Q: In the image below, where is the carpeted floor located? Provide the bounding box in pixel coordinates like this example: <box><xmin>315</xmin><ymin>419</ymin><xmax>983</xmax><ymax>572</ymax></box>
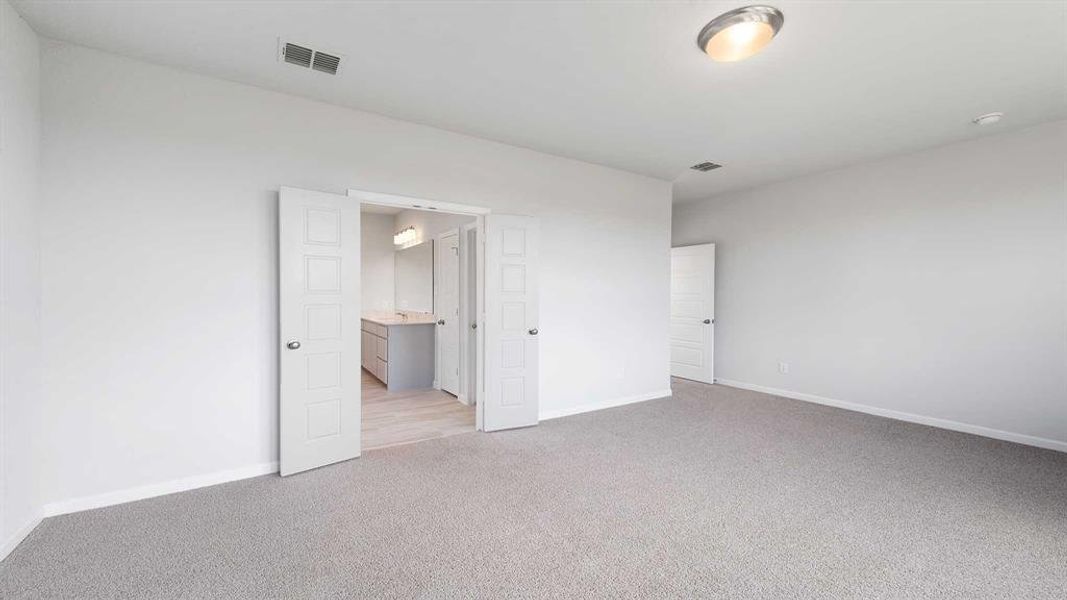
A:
<box><xmin>3</xmin><ymin>379</ymin><xmax>1066</xmax><ymax>599</ymax></box>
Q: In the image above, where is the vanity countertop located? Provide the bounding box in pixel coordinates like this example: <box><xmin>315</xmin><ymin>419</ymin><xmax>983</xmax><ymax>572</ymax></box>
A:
<box><xmin>361</xmin><ymin>312</ymin><xmax>436</xmax><ymax>327</ymax></box>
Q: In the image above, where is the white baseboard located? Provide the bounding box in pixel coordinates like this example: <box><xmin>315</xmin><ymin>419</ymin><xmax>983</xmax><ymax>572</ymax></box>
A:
<box><xmin>0</xmin><ymin>511</ymin><xmax>43</xmax><ymax>563</ymax></box>
<box><xmin>539</xmin><ymin>388</ymin><xmax>673</xmax><ymax>421</ymax></box>
<box><xmin>43</xmin><ymin>461</ymin><xmax>278</xmax><ymax>518</ymax></box>
<box><xmin>716</xmin><ymin>379</ymin><xmax>1067</xmax><ymax>454</ymax></box>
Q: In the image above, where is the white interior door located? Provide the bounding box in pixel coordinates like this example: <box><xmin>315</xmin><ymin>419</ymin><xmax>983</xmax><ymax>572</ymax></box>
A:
<box><xmin>484</xmin><ymin>215</ymin><xmax>539</xmax><ymax>431</ymax></box>
<box><xmin>670</xmin><ymin>244</ymin><xmax>715</xmax><ymax>383</ymax></box>
<box><xmin>435</xmin><ymin>230</ymin><xmax>461</xmax><ymax>395</ymax></box>
<box><xmin>279</xmin><ymin>186</ymin><xmax>361</xmax><ymax>476</ymax></box>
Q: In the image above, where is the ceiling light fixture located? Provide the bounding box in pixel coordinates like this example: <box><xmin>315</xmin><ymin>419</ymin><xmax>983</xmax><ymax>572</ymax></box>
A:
<box><xmin>697</xmin><ymin>5</ymin><xmax>784</xmax><ymax>62</ymax></box>
<box><xmin>972</xmin><ymin>112</ymin><xmax>1004</xmax><ymax>126</ymax></box>
<box><xmin>690</xmin><ymin>161</ymin><xmax>723</xmax><ymax>172</ymax></box>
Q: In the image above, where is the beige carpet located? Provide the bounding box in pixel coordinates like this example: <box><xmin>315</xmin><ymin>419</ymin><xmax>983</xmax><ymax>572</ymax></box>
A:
<box><xmin>2</xmin><ymin>378</ymin><xmax>1065</xmax><ymax>598</ymax></box>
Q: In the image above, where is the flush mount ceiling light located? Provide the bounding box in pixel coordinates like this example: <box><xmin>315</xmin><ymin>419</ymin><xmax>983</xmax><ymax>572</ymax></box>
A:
<box><xmin>690</xmin><ymin>161</ymin><xmax>723</xmax><ymax>172</ymax></box>
<box><xmin>972</xmin><ymin>112</ymin><xmax>1004</xmax><ymax>126</ymax></box>
<box><xmin>697</xmin><ymin>5</ymin><xmax>784</xmax><ymax>62</ymax></box>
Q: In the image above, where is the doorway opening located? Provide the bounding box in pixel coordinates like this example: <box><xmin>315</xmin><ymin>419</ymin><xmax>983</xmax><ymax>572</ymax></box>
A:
<box><xmin>359</xmin><ymin>202</ymin><xmax>480</xmax><ymax>451</ymax></box>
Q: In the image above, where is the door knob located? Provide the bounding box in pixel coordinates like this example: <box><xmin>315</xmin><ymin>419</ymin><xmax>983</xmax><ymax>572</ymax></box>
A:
<box><xmin>437</xmin><ymin>319</ymin><xmax>446</xmax><ymax>325</ymax></box>
<box><xmin>471</xmin><ymin>323</ymin><xmax>477</xmax><ymax>330</ymax></box>
<box><xmin>286</xmin><ymin>340</ymin><xmax>301</xmax><ymax>350</ymax></box>
<box><xmin>703</xmin><ymin>319</ymin><xmax>711</xmax><ymax>324</ymax></box>
<box><xmin>528</xmin><ymin>328</ymin><xmax>539</xmax><ymax>335</ymax></box>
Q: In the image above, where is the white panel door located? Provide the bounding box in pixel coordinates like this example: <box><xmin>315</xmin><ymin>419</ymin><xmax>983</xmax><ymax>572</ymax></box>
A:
<box><xmin>670</xmin><ymin>244</ymin><xmax>715</xmax><ymax>383</ymax></box>
<box><xmin>279</xmin><ymin>187</ymin><xmax>361</xmax><ymax>476</ymax></box>
<box><xmin>435</xmin><ymin>230</ymin><xmax>461</xmax><ymax>395</ymax></box>
<box><xmin>484</xmin><ymin>215</ymin><xmax>539</xmax><ymax>431</ymax></box>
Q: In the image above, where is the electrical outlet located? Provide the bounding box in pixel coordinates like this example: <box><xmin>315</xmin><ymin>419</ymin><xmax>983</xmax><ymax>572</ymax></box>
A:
<box><xmin>778</xmin><ymin>361</ymin><xmax>789</xmax><ymax>374</ymax></box>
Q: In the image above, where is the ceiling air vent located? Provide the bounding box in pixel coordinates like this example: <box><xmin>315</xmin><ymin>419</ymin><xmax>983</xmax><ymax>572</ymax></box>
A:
<box><xmin>690</xmin><ymin>161</ymin><xmax>723</xmax><ymax>172</ymax></box>
<box><xmin>282</xmin><ymin>43</ymin><xmax>313</xmax><ymax>68</ymax></box>
<box><xmin>312</xmin><ymin>52</ymin><xmax>341</xmax><ymax>75</ymax></box>
<box><xmin>280</xmin><ymin>40</ymin><xmax>343</xmax><ymax>75</ymax></box>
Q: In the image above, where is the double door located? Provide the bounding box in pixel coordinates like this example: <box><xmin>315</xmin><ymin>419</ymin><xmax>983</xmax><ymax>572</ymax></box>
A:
<box><xmin>280</xmin><ymin>185</ymin><xmax>543</xmax><ymax>476</ymax></box>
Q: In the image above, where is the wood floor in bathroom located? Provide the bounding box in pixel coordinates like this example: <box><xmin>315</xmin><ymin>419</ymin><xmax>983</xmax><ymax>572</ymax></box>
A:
<box><xmin>361</xmin><ymin>369</ymin><xmax>476</xmax><ymax>451</ymax></box>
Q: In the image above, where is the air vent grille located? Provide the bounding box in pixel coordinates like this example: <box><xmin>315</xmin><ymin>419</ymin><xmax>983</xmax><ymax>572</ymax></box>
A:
<box><xmin>312</xmin><ymin>52</ymin><xmax>341</xmax><ymax>75</ymax></box>
<box><xmin>690</xmin><ymin>161</ymin><xmax>723</xmax><ymax>172</ymax></box>
<box><xmin>283</xmin><ymin>43</ymin><xmax>313</xmax><ymax>68</ymax></box>
<box><xmin>280</xmin><ymin>39</ymin><xmax>342</xmax><ymax>75</ymax></box>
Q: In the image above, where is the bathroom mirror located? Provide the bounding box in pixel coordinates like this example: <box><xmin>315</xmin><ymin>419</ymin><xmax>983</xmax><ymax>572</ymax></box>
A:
<box><xmin>394</xmin><ymin>240</ymin><xmax>433</xmax><ymax>313</ymax></box>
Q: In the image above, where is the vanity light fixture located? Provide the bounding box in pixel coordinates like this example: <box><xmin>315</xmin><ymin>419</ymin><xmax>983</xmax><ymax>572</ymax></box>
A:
<box><xmin>393</xmin><ymin>226</ymin><xmax>417</xmax><ymax>247</ymax></box>
<box><xmin>697</xmin><ymin>5</ymin><xmax>784</xmax><ymax>62</ymax></box>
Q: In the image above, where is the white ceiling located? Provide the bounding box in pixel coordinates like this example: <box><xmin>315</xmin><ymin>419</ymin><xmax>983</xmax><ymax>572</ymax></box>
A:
<box><xmin>14</xmin><ymin>1</ymin><xmax>1067</xmax><ymax>202</ymax></box>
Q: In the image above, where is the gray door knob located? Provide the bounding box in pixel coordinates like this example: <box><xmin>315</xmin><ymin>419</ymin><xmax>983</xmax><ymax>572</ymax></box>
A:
<box><xmin>703</xmin><ymin>319</ymin><xmax>711</xmax><ymax>324</ymax></box>
<box><xmin>437</xmin><ymin>319</ymin><xmax>446</xmax><ymax>325</ymax></box>
<box><xmin>286</xmin><ymin>340</ymin><xmax>301</xmax><ymax>350</ymax></box>
<box><xmin>528</xmin><ymin>328</ymin><xmax>539</xmax><ymax>335</ymax></box>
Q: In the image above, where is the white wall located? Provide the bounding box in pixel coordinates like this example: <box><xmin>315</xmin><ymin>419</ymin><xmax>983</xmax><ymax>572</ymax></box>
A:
<box><xmin>673</xmin><ymin>121</ymin><xmax>1067</xmax><ymax>450</ymax></box>
<box><xmin>0</xmin><ymin>0</ymin><xmax>42</xmax><ymax>557</ymax></box>
<box><xmin>38</xmin><ymin>40</ymin><xmax>672</xmax><ymax>508</ymax></box>
<box><xmin>360</xmin><ymin>213</ymin><xmax>395</xmax><ymax>313</ymax></box>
